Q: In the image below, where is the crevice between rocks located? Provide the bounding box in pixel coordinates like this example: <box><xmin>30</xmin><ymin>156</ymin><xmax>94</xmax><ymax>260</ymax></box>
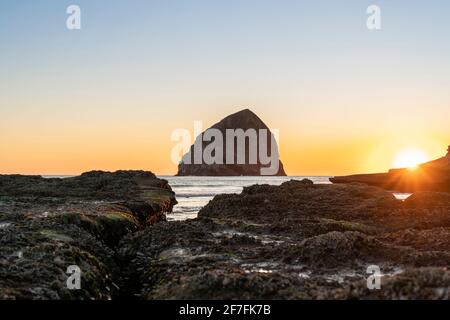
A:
<box><xmin>111</xmin><ymin>202</ymin><xmax>164</xmax><ymax>300</ymax></box>
<box><xmin>73</xmin><ymin>201</ymin><xmax>171</xmax><ymax>300</ymax></box>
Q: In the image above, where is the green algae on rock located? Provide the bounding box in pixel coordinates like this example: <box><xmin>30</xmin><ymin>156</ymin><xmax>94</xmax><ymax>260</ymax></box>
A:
<box><xmin>119</xmin><ymin>180</ymin><xmax>450</xmax><ymax>299</ymax></box>
<box><xmin>0</xmin><ymin>171</ymin><xmax>176</xmax><ymax>300</ymax></box>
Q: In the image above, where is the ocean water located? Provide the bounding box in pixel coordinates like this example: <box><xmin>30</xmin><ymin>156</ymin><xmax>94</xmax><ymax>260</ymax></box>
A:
<box><xmin>162</xmin><ymin>176</ymin><xmax>331</xmax><ymax>221</ymax></box>
<box><xmin>161</xmin><ymin>176</ymin><xmax>412</xmax><ymax>221</ymax></box>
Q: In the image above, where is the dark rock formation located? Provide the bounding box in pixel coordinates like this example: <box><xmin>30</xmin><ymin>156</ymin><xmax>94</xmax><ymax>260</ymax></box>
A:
<box><xmin>330</xmin><ymin>146</ymin><xmax>450</xmax><ymax>192</ymax></box>
<box><xmin>119</xmin><ymin>181</ymin><xmax>450</xmax><ymax>299</ymax></box>
<box><xmin>176</xmin><ymin>109</ymin><xmax>286</xmax><ymax>176</ymax></box>
<box><xmin>0</xmin><ymin>171</ymin><xmax>176</xmax><ymax>299</ymax></box>
<box><xmin>3</xmin><ymin>171</ymin><xmax>449</xmax><ymax>299</ymax></box>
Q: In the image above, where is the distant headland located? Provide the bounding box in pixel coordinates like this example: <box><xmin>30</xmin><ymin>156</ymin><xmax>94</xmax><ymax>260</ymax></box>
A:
<box><xmin>331</xmin><ymin>146</ymin><xmax>450</xmax><ymax>192</ymax></box>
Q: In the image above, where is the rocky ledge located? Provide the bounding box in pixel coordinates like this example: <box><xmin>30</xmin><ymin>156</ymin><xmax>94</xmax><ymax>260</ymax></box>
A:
<box><xmin>0</xmin><ymin>171</ymin><xmax>176</xmax><ymax>299</ymax></box>
<box><xmin>2</xmin><ymin>174</ymin><xmax>449</xmax><ymax>300</ymax></box>
<box><xmin>120</xmin><ymin>180</ymin><xmax>450</xmax><ymax>299</ymax></box>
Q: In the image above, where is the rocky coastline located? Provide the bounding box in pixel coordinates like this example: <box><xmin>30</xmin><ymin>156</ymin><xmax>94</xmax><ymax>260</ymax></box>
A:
<box><xmin>1</xmin><ymin>172</ymin><xmax>449</xmax><ymax>299</ymax></box>
<box><xmin>120</xmin><ymin>180</ymin><xmax>450</xmax><ymax>299</ymax></box>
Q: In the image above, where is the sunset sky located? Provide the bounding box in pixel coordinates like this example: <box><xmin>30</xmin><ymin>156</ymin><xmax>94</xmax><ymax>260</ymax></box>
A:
<box><xmin>1</xmin><ymin>0</ymin><xmax>449</xmax><ymax>175</ymax></box>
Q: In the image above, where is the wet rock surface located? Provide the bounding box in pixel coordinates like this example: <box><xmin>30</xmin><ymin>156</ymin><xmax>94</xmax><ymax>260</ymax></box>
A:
<box><xmin>2</xmin><ymin>174</ymin><xmax>449</xmax><ymax>300</ymax></box>
<box><xmin>0</xmin><ymin>171</ymin><xmax>176</xmax><ymax>299</ymax></box>
<box><xmin>120</xmin><ymin>180</ymin><xmax>450</xmax><ymax>299</ymax></box>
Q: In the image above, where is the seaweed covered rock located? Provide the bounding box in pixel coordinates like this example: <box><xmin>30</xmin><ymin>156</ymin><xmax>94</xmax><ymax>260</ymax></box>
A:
<box><xmin>119</xmin><ymin>180</ymin><xmax>450</xmax><ymax>299</ymax></box>
<box><xmin>2</xmin><ymin>173</ymin><xmax>449</xmax><ymax>300</ymax></box>
<box><xmin>0</xmin><ymin>171</ymin><xmax>176</xmax><ymax>299</ymax></box>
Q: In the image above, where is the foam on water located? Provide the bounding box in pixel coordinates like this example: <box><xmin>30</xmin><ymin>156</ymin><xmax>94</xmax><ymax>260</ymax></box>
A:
<box><xmin>161</xmin><ymin>176</ymin><xmax>412</xmax><ymax>221</ymax></box>
<box><xmin>162</xmin><ymin>176</ymin><xmax>331</xmax><ymax>221</ymax></box>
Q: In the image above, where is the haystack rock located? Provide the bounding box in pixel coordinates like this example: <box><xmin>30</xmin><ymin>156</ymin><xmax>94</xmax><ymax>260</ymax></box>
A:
<box><xmin>330</xmin><ymin>146</ymin><xmax>450</xmax><ymax>192</ymax></box>
<box><xmin>176</xmin><ymin>109</ymin><xmax>286</xmax><ymax>176</ymax></box>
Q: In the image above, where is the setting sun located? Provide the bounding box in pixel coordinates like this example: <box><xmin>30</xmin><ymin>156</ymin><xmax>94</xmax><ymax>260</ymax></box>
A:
<box><xmin>393</xmin><ymin>148</ymin><xmax>429</xmax><ymax>170</ymax></box>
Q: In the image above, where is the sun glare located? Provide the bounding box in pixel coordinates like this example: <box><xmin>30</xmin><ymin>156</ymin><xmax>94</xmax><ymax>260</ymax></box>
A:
<box><xmin>393</xmin><ymin>148</ymin><xmax>429</xmax><ymax>170</ymax></box>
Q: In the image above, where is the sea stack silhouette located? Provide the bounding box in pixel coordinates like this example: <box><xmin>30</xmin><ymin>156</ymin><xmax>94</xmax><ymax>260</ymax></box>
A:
<box><xmin>330</xmin><ymin>146</ymin><xmax>450</xmax><ymax>192</ymax></box>
<box><xmin>176</xmin><ymin>109</ymin><xmax>286</xmax><ymax>176</ymax></box>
